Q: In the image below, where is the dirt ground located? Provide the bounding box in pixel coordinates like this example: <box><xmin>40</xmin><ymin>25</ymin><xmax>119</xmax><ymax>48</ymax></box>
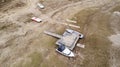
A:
<box><xmin>0</xmin><ymin>0</ymin><xmax>120</xmax><ymax>67</ymax></box>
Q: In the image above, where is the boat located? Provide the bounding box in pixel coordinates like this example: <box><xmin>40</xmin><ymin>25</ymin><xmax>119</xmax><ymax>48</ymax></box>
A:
<box><xmin>56</xmin><ymin>44</ymin><xmax>75</xmax><ymax>57</ymax></box>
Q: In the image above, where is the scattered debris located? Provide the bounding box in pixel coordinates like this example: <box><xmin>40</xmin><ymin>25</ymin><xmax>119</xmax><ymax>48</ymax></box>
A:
<box><xmin>44</xmin><ymin>31</ymin><xmax>62</xmax><ymax>39</ymax></box>
<box><xmin>77</xmin><ymin>43</ymin><xmax>85</xmax><ymax>48</ymax></box>
<box><xmin>68</xmin><ymin>24</ymin><xmax>80</xmax><ymax>28</ymax></box>
<box><xmin>37</xmin><ymin>3</ymin><xmax>45</xmax><ymax>9</ymax></box>
<box><xmin>57</xmin><ymin>22</ymin><xmax>68</xmax><ymax>26</ymax></box>
<box><xmin>60</xmin><ymin>22</ymin><xmax>68</xmax><ymax>26</ymax></box>
<box><xmin>31</xmin><ymin>17</ymin><xmax>42</xmax><ymax>23</ymax></box>
<box><xmin>57</xmin><ymin>22</ymin><xmax>80</xmax><ymax>28</ymax></box>
<box><xmin>113</xmin><ymin>11</ymin><xmax>120</xmax><ymax>17</ymax></box>
<box><xmin>113</xmin><ymin>11</ymin><xmax>120</xmax><ymax>15</ymax></box>
<box><xmin>66</xmin><ymin>19</ymin><xmax>77</xmax><ymax>23</ymax></box>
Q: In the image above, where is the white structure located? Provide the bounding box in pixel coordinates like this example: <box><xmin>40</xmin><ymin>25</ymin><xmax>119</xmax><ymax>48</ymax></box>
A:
<box><xmin>77</xmin><ymin>43</ymin><xmax>85</xmax><ymax>48</ymax></box>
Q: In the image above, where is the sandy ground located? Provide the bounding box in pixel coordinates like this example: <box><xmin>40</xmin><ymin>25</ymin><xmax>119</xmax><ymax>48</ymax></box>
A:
<box><xmin>0</xmin><ymin>0</ymin><xmax>120</xmax><ymax>67</ymax></box>
<box><xmin>109</xmin><ymin>13</ymin><xmax>120</xmax><ymax>67</ymax></box>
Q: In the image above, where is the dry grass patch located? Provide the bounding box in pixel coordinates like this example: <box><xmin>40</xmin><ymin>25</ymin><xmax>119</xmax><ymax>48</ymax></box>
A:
<box><xmin>73</xmin><ymin>7</ymin><xmax>114</xmax><ymax>67</ymax></box>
